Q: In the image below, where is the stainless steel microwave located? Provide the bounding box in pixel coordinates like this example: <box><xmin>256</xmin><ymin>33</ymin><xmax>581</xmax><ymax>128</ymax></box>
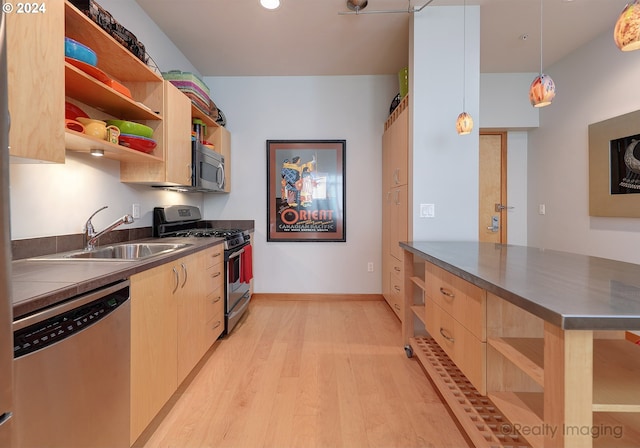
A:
<box><xmin>193</xmin><ymin>142</ymin><xmax>225</xmax><ymax>192</ymax></box>
<box><xmin>153</xmin><ymin>142</ymin><xmax>226</xmax><ymax>193</ymax></box>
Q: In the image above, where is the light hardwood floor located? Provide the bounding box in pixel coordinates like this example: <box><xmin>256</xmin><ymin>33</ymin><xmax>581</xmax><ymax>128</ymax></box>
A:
<box><xmin>135</xmin><ymin>298</ymin><xmax>470</xmax><ymax>448</ymax></box>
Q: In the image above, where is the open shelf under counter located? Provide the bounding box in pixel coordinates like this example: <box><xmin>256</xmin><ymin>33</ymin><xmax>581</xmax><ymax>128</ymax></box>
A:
<box><xmin>65</xmin><ymin>64</ymin><xmax>162</xmax><ymax>121</ymax></box>
<box><xmin>64</xmin><ymin>1</ymin><xmax>162</xmax><ymax>83</ymax></box>
<box><xmin>488</xmin><ymin>337</ymin><xmax>544</xmax><ymax>387</ymax></box>
<box><xmin>65</xmin><ymin>130</ymin><xmax>163</xmax><ymax>162</ymax></box>
<box><xmin>410</xmin><ymin>306</ymin><xmax>425</xmax><ymax>325</ymax></box>
<box><xmin>489</xmin><ymin>392</ymin><xmax>544</xmax><ymax>448</ymax></box>
<box><xmin>410</xmin><ymin>275</ymin><xmax>426</xmax><ymax>291</ymax></box>
<box><xmin>593</xmin><ymin>339</ymin><xmax>640</xmax><ymax>412</ymax></box>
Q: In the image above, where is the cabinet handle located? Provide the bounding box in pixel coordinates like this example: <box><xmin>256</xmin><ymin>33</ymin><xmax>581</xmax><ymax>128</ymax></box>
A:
<box><xmin>393</xmin><ymin>286</ymin><xmax>401</xmax><ymax>292</ymax></box>
<box><xmin>211</xmin><ymin>271</ymin><xmax>222</xmax><ymax>278</ymax></box>
<box><xmin>212</xmin><ymin>295</ymin><xmax>222</xmax><ymax>303</ymax></box>
<box><xmin>439</xmin><ymin>327</ymin><xmax>455</xmax><ymax>343</ymax></box>
<box><xmin>212</xmin><ymin>252</ymin><xmax>222</xmax><ymax>258</ymax></box>
<box><xmin>439</xmin><ymin>287</ymin><xmax>455</xmax><ymax>299</ymax></box>
<box><xmin>394</xmin><ymin>304</ymin><xmax>401</xmax><ymax>311</ymax></box>
<box><xmin>393</xmin><ymin>168</ymin><xmax>399</xmax><ymax>185</ymax></box>
<box><xmin>394</xmin><ymin>190</ymin><xmax>400</xmax><ymax>205</ymax></box>
<box><xmin>172</xmin><ymin>267</ymin><xmax>179</xmax><ymax>294</ymax></box>
<box><xmin>394</xmin><ymin>266</ymin><xmax>401</xmax><ymax>272</ymax></box>
<box><xmin>181</xmin><ymin>263</ymin><xmax>188</xmax><ymax>288</ymax></box>
<box><xmin>212</xmin><ymin>320</ymin><xmax>221</xmax><ymax>329</ymax></box>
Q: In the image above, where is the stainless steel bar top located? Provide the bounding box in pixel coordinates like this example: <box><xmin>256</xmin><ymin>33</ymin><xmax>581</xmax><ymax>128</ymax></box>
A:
<box><xmin>400</xmin><ymin>241</ymin><xmax>640</xmax><ymax>330</ymax></box>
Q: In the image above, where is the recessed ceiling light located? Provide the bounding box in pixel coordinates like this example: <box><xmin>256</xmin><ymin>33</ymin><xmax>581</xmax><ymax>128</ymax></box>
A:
<box><xmin>260</xmin><ymin>0</ymin><xmax>280</xmax><ymax>9</ymax></box>
<box><xmin>90</xmin><ymin>149</ymin><xmax>105</xmax><ymax>157</ymax></box>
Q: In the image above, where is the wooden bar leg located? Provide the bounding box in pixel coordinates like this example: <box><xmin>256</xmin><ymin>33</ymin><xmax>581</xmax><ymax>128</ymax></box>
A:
<box><xmin>401</xmin><ymin>249</ymin><xmax>414</xmax><ymax>346</ymax></box>
<box><xmin>544</xmin><ymin>322</ymin><xmax>593</xmax><ymax>448</ymax></box>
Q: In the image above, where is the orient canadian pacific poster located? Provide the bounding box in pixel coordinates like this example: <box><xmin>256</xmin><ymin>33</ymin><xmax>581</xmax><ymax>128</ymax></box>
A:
<box><xmin>266</xmin><ymin>140</ymin><xmax>346</xmax><ymax>242</ymax></box>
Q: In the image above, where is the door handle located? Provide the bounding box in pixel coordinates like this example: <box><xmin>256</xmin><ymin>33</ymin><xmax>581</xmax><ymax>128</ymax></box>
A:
<box><xmin>487</xmin><ymin>215</ymin><xmax>499</xmax><ymax>232</ymax></box>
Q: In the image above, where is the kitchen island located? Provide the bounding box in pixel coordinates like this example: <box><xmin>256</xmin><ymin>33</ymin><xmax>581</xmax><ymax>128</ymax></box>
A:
<box><xmin>400</xmin><ymin>241</ymin><xmax>640</xmax><ymax>448</ymax></box>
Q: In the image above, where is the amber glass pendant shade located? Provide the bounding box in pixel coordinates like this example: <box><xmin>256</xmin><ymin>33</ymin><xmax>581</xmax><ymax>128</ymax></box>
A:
<box><xmin>615</xmin><ymin>1</ymin><xmax>640</xmax><ymax>51</ymax></box>
<box><xmin>456</xmin><ymin>112</ymin><xmax>474</xmax><ymax>135</ymax></box>
<box><xmin>529</xmin><ymin>74</ymin><xmax>556</xmax><ymax>108</ymax></box>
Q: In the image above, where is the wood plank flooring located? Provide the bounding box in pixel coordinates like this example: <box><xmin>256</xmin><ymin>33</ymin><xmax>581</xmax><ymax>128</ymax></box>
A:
<box><xmin>135</xmin><ymin>298</ymin><xmax>470</xmax><ymax>448</ymax></box>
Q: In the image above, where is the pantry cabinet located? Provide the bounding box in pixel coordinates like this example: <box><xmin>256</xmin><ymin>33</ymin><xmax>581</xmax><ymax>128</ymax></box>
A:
<box><xmin>381</xmin><ymin>96</ymin><xmax>409</xmax><ymax>320</ymax></box>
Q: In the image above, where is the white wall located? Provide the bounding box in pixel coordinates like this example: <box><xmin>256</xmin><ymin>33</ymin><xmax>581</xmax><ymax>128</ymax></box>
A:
<box><xmin>528</xmin><ymin>29</ymin><xmax>640</xmax><ymax>264</ymax></box>
<box><xmin>410</xmin><ymin>6</ymin><xmax>480</xmax><ymax>241</ymax></box>
<box><xmin>201</xmin><ymin>76</ymin><xmax>397</xmax><ymax>295</ymax></box>
<box><xmin>479</xmin><ymin>73</ymin><xmax>539</xmax><ymax>129</ymax></box>
<box><xmin>9</xmin><ymin>0</ymin><xmax>202</xmax><ymax>240</ymax></box>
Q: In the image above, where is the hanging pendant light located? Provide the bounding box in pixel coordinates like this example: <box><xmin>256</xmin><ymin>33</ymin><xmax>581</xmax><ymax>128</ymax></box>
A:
<box><xmin>456</xmin><ymin>0</ymin><xmax>473</xmax><ymax>135</ymax></box>
<box><xmin>529</xmin><ymin>0</ymin><xmax>556</xmax><ymax>108</ymax></box>
<box><xmin>614</xmin><ymin>0</ymin><xmax>640</xmax><ymax>51</ymax></box>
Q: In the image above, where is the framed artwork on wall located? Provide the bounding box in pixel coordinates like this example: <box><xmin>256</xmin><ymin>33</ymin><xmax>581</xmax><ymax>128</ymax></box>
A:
<box><xmin>589</xmin><ymin>109</ymin><xmax>640</xmax><ymax>218</ymax></box>
<box><xmin>266</xmin><ymin>140</ymin><xmax>346</xmax><ymax>242</ymax></box>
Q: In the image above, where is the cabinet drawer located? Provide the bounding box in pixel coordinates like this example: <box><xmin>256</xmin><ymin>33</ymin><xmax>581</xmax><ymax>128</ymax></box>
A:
<box><xmin>389</xmin><ymin>269</ymin><xmax>404</xmax><ymax>319</ymax></box>
<box><xmin>206</xmin><ymin>263</ymin><xmax>224</xmax><ymax>293</ymax></box>
<box><xmin>206</xmin><ymin>245</ymin><xmax>224</xmax><ymax>268</ymax></box>
<box><xmin>390</xmin><ymin>257</ymin><xmax>403</xmax><ymax>280</ymax></box>
<box><xmin>205</xmin><ymin>286</ymin><xmax>224</xmax><ymax>322</ymax></box>
<box><xmin>426</xmin><ymin>298</ymin><xmax>486</xmax><ymax>394</ymax></box>
<box><xmin>205</xmin><ymin>316</ymin><xmax>224</xmax><ymax>346</ymax></box>
<box><xmin>425</xmin><ymin>262</ymin><xmax>486</xmax><ymax>341</ymax></box>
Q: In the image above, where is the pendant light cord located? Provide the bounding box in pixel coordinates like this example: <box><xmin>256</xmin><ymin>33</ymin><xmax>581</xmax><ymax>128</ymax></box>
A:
<box><xmin>539</xmin><ymin>0</ymin><xmax>543</xmax><ymax>76</ymax></box>
<box><xmin>462</xmin><ymin>0</ymin><xmax>466</xmax><ymax>110</ymax></box>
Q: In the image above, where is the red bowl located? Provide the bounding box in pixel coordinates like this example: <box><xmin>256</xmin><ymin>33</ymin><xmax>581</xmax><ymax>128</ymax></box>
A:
<box><xmin>118</xmin><ymin>133</ymin><xmax>157</xmax><ymax>153</ymax></box>
<box><xmin>65</xmin><ymin>101</ymin><xmax>89</xmax><ymax>120</ymax></box>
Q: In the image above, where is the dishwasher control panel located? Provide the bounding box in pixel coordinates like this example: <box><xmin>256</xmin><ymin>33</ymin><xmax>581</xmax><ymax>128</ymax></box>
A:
<box><xmin>13</xmin><ymin>284</ymin><xmax>129</xmax><ymax>358</ymax></box>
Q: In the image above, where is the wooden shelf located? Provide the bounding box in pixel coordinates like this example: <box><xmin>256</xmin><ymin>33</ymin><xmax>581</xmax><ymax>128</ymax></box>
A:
<box><xmin>65</xmin><ymin>1</ymin><xmax>161</xmax><ymax>82</ymax></box>
<box><xmin>410</xmin><ymin>305</ymin><xmax>425</xmax><ymax>325</ymax></box>
<box><xmin>65</xmin><ymin>130</ymin><xmax>163</xmax><ymax>162</ymax></box>
<box><xmin>488</xmin><ymin>337</ymin><xmax>544</xmax><ymax>387</ymax></box>
<box><xmin>410</xmin><ymin>276</ymin><xmax>426</xmax><ymax>291</ymax></box>
<box><xmin>594</xmin><ymin>412</ymin><xmax>640</xmax><ymax>448</ymax></box>
<box><xmin>191</xmin><ymin>104</ymin><xmax>220</xmax><ymax>130</ymax></box>
<box><xmin>593</xmin><ymin>339</ymin><xmax>640</xmax><ymax>412</ymax></box>
<box><xmin>65</xmin><ymin>64</ymin><xmax>162</xmax><ymax>121</ymax></box>
<box><xmin>489</xmin><ymin>392</ymin><xmax>543</xmax><ymax>448</ymax></box>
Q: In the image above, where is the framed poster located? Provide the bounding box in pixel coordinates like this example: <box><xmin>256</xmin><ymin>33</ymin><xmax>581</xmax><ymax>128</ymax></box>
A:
<box><xmin>589</xmin><ymin>109</ymin><xmax>640</xmax><ymax>217</ymax></box>
<box><xmin>267</xmin><ymin>140</ymin><xmax>346</xmax><ymax>242</ymax></box>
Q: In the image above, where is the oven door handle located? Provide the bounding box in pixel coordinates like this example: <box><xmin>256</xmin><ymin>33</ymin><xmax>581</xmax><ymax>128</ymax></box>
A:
<box><xmin>228</xmin><ymin>292</ymin><xmax>251</xmax><ymax>320</ymax></box>
<box><xmin>228</xmin><ymin>247</ymin><xmax>245</xmax><ymax>259</ymax></box>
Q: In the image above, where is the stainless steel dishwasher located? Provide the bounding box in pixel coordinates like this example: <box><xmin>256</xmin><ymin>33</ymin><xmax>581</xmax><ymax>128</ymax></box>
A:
<box><xmin>13</xmin><ymin>280</ymin><xmax>130</xmax><ymax>448</ymax></box>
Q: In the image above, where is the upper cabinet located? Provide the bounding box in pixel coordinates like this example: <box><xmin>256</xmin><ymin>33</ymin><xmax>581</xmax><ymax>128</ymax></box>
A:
<box><xmin>7</xmin><ymin>0</ymin><xmax>66</xmax><ymax>163</ymax></box>
<box><xmin>7</xmin><ymin>0</ymin><xmax>165</xmax><ymax>163</ymax></box>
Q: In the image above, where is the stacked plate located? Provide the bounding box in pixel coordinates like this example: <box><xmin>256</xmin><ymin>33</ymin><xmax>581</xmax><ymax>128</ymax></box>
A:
<box><xmin>106</xmin><ymin>120</ymin><xmax>157</xmax><ymax>153</ymax></box>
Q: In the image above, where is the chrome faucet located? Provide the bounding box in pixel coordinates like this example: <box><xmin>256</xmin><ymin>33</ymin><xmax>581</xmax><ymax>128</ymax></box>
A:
<box><xmin>84</xmin><ymin>206</ymin><xmax>134</xmax><ymax>250</ymax></box>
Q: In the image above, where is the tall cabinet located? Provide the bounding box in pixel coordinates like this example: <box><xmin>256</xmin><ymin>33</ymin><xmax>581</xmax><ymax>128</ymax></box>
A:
<box><xmin>382</xmin><ymin>96</ymin><xmax>409</xmax><ymax>320</ymax></box>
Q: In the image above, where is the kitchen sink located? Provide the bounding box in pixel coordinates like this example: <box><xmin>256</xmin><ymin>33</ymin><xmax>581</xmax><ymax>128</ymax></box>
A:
<box><xmin>30</xmin><ymin>242</ymin><xmax>193</xmax><ymax>261</ymax></box>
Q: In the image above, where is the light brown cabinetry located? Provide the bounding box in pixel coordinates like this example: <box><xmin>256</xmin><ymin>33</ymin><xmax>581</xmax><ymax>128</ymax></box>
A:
<box><xmin>402</xmin><ymin>246</ymin><xmax>640</xmax><ymax>448</ymax></box>
<box><xmin>382</xmin><ymin>96</ymin><xmax>409</xmax><ymax>320</ymax></box>
<box><xmin>130</xmin><ymin>261</ymin><xmax>177</xmax><ymax>446</ymax></box>
<box><xmin>7</xmin><ymin>0</ymin><xmax>65</xmax><ymax>162</ymax></box>
<box><xmin>130</xmin><ymin>244</ymin><xmax>224</xmax><ymax>445</ymax></box>
<box><xmin>7</xmin><ymin>0</ymin><xmax>165</xmax><ymax>163</ymax></box>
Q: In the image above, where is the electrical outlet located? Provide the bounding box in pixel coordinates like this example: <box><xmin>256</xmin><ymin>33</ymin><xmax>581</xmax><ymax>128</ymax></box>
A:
<box><xmin>132</xmin><ymin>203</ymin><xmax>141</xmax><ymax>219</ymax></box>
<box><xmin>367</xmin><ymin>262</ymin><xmax>374</xmax><ymax>272</ymax></box>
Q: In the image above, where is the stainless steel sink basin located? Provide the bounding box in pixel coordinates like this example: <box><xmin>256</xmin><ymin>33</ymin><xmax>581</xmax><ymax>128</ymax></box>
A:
<box><xmin>30</xmin><ymin>242</ymin><xmax>193</xmax><ymax>261</ymax></box>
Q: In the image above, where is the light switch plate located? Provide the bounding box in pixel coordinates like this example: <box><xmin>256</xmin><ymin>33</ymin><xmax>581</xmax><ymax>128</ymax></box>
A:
<box><xmin>420</xmin><ymin>203</ymin><xmax>435</xmax><ymax>218</ymax></box>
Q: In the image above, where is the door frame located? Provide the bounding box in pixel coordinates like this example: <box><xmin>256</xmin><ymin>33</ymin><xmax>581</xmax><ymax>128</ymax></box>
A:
<box><xmin>479</xmin><ymin>130</ymin><xmax>508</xmax><ymax>244</ymax></box>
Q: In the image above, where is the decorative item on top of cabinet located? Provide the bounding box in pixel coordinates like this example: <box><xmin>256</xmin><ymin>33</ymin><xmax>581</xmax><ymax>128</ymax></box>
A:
<box><xmin>381</xmin><ymin>95</ymin><xmax>408</xmax><ymax>320</ymax></box>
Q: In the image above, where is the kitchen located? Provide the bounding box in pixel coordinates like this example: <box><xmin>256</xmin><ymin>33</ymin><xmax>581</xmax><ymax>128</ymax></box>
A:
<box><xmin>2</xmin><ymin>0</ymin><xmax>640</xmax><ymax>447</ymax></box>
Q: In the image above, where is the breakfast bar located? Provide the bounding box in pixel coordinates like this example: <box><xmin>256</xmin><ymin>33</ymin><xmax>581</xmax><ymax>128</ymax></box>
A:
<box><xmin>400</xmin><ymin>241</ymin><xmax>640</xmax><ymax>448</ymax></box>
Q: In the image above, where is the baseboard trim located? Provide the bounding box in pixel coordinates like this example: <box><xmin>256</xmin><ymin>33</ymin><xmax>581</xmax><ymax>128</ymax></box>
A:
<box><xmin>252</xmin><ymin>293</ymin><xmax>384</xmax><ymax>302</ymax></box>
<box><xmin>627</xmin><ymin>331</ymin><xmax>640</xmax><ymax>345</ymax></box>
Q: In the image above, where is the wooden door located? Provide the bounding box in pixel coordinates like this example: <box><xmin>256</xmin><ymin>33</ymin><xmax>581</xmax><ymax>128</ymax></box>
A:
<box><xmin>479</xmin><ymin>132</ymin><xmax>507</xmax><ymax>243</ymax></box>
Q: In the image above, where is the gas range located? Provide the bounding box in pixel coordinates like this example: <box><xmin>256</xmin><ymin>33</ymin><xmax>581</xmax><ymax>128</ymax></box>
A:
<box><xmin>153</xmin><ymin>206</ymin><xmax>249</xmax><ymax>251</ymax></box>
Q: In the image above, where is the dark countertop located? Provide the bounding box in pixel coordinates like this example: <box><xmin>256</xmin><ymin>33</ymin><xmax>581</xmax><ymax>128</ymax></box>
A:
<box><xmin>400</xmin><ymin>241</ymin><xmax>640</xmax><ymax>330</ymax></box>
<box><xmin>12</xmin><ymin>237</ymin><xmax>224</xmax><ymax>319</ymax></box>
